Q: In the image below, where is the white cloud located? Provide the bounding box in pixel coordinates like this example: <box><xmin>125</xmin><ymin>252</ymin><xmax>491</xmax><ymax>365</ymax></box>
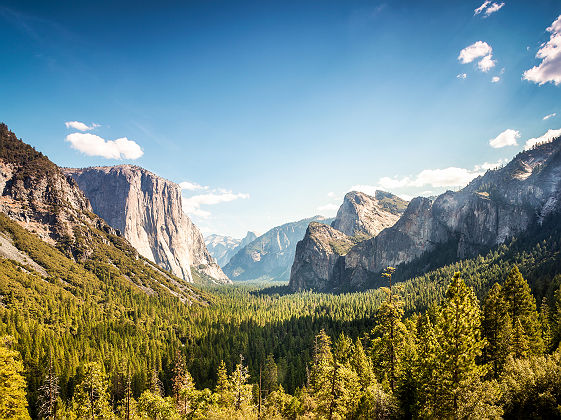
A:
<box><xmin>478</xmin><ymin>54</ymin><xmax>496</xmax><ymax>72</ymax></box>
<box><xmin>523</xmin><ymin>15</ymin><xmax>561</xmax><ymax>85</ymax></box>
<box><xmin>412</xmin><ymin>167</ymin><xmax>480</xmax><ymax>188</ymax></box>
<box><xmin>484</xmin><ymin>2</ymin><xmax>504</xmax><ymax>17</ymax></box>
<box><xmin>458</xmin><ymin>41</ymin><xmax>495</xmax><ymax>72</ymax></box>
<box><xmin>179</xmin><ymin>181</ymin><xmax>208</xmax><ymax>191</ymax></box>
<box><xmin>524</xmin><ymin>128</ymin><xmax>561</xmax><ymax>150</ymax></box>
<box><xmin>458</xmin><ymin>41</ymin><xmax>493</xmax><ymax>64</ymax></box>
<box><xmin>353</xmin><ymin>158</ymin><xmax>515</xmax><ymax>196</ymax></box>
<box><xmin>182</xmin><ymin>190</ymin><xmax>249</xmax><ymax>219</ymax></box>
<box><xmin>491</xmin><ymin>76</ymin><xmax>501</xmax><ymax>83</ymax></box>
<box><xmin>457</xmin><ymin>73</ymin><xmax>467</xmax><ymax>80</ymax></box>
<box><xmin>65</xmin><ymin>133</ymin><xmax>143</xmax><ymax>159</ymax></box>
<box><xmin>65</xmin><ymin>121</ymin><xmax>99</xmax><ymax>131</ymax></box>
<box><xmin>543</xmin><ymin>112</ymin><xmax>557</xmax><ymax>120</ymax></box>
<box><xmin>327</xmin><ymin>191</ymin><xmax>336</xmax><ymax>198</ymax></box>
<box><xmin>474</xmin><ymin>1</ymin><xmax>490</xmax><ymax>15</ymax></box>
<box><xmin>489</xmin><ymin>129</ymin><xmax>520</xmax><ymax>148</ymax></box>
<box><xmin>317</xmin><ymin>203</ymin><xmax>340</xmax><ymax>213</ymax></box>
<box><xmin>474</xmin><ymin>1</ymin><xmax>504</xmax><ymax>17</ymax></box>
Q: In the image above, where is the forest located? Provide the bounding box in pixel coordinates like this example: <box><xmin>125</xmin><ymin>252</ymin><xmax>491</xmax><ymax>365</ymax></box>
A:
<box><xmin>1</xmin><ymin>209</ymin><xmax>561</xmax><ymax>418</ymax></box>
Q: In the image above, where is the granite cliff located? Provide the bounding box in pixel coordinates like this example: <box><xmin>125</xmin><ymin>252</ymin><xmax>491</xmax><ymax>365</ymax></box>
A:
<box><xmin>290</xmin><ymin>137</ymin><xmax>561</xmax><ymax>292</ymax></box>
<box><xmin>290</xmin><ymin>191</ymin><xmax>407</xmax><ymax>291</ymax></box>
<box><xmin>331</xmin><ymin>190</ymin><xmax>408</xmax><ymax>237</ymax></box>
<box><xmin>64</xmin><ymin>165</ymin><xmax>230</xmax><ymax>284</ymax></box>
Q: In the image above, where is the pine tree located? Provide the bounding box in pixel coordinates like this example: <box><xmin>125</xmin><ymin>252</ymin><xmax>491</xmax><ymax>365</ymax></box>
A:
<box><xmin>433</xmin><ymin>272</ymin><xmax>486</xmax><ymax>418</ymax></box>
<box><xmin>262</xmin><ymin>354</ymin><xmax>278</xmax><ymax>396</ymax></box>
<box><xmin>0</xmin><ymin>336</ymin><xmax>30</xmax><ymax>420</ymax></box>
<box><xmin>37</xmin><ymin>354</ymin><xmax>59</xmax><ymax>419</ymax></box>
<box><xmin>231</xmin><ymin>354</ymin><xmax>252</xmax><ymax>411</ymax></box>
<box><xmin>415</xmin><ymin>313</ymin><xmax>440</xmax><ymax>418</ymax></box>
<box><xmin>172</xmin><ymin>351</ymin><xmax>195</xmax><ymax>415</ymax></box>
<box><xmin>502</xmin><ymin>266</ymin><xmax>544</xmax><ymax>356</ymax></box>
<box><xmin>539</xmin><ymin>297</ymin><xmax>553</xmax><ymax>352</ymax></box>
<box><xmin>482</xmin><ymin>283</ymin><xmax>511</xmax><ymax>377</ymax></box>
<box><xmin>72</xmin><ymin>362</ymin><xmax>111</xmax><ymax>420</ymax></box>
<box><xmin>371</xmin><ymin>289</ymin><xmax>407</xmax><ymax>392</ymax></box>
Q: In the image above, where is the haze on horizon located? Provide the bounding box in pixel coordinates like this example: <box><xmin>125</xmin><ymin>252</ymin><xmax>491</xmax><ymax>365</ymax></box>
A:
<box><xmin>0</xmin><ymin>0</ymin><xmax>560</xmax><ymax>238</ymax></box>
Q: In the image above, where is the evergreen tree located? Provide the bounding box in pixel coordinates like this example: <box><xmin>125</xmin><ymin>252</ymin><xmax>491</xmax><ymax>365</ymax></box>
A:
<box><xmin>172</xmin><ymin>351</ymin><xmax>196</xmax><ymax>416</ymax></box>
<box><xmin>231</xmin><ymin>354</ymin><xmax>253</xmax><ymax>411</ymax></box>
<box><xmin>262</xmin><ymin>354</ymin><xmax>278</xmax><ymax>396</ymax></box>
<box><xmin>433</xmin><ymin>272</ymin><xmax>486</xmax><ymax>418</ymax></box>
<box><xmin>37</xmin><ymin>354</ymin><xmax>59</xmax><ymax>419</ymax></box>
<box><xmin>482</xmin><ymin>283</ymin><xmax>511</xmax><ymax>377</ymax></box>
<box><xmin>501</xmin><ymin>266</ymin><xmax>544</xmax><ymax>356</ymax></box>
<box><xmin>0</xmin><ymin>336</ymin><xmax>30</xmax><ymax>420</ymax></box>
<box><xmin>72</xmin><ymin>362</ymin><xmax>111</xmax><ymax>420</ymax></box>
<box><xmin>371</xmin><ymin>291</ymin><xmax>407</xmax><ymax>392</ymax></box>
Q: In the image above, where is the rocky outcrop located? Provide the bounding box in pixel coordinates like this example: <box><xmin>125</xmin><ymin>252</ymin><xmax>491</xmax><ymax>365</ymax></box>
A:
<box><xmin>331</xmin><ymin>190</ymin><xmax>408</xmax><ymax>237</ymax></box>
<box><xmin>290</xmin><ymin>136</ymin><xmax>561</xmax><ymax>292</ymax></box>
<box><xmin>0</xmin><ymin>124</ymin><xmax>94</xmax><ymax>246</ymax></box>
<box><xmin>205</xmin><ymin>231</ymin><xmax>258</xmax><ymax>267</ymax></box>
<box><xmin>289</xmin><ymin>222</ymin><xmax>355</xmax><ymax>291</ymax></box>
<box><xmin>64</xmin><ymin>165</ymin><xmax>230</xmax><ymax>284</ymax></box>
<box><xmin>223</xmin><ymin>216</ymin><xmax>332</xmax><ymax>282</ymax></box>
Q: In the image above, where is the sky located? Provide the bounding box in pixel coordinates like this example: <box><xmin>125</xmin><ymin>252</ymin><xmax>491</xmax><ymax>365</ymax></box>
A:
<box><xmin>0</xmin><ymin>0</ymin><xmax>560</xmax><ymax>238</ymax></box>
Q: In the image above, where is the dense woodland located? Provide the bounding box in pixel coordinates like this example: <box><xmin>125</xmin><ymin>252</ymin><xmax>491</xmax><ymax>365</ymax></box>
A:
<box><xmin>1</xmin><ymin>205</ymin><xmax>561</xmax><ymax>418</ymax></box>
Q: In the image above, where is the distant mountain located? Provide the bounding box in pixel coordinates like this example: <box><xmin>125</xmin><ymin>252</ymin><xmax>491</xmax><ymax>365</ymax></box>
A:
<box><xmin>205</xmin><ymin>231</ymin><xmax>258</xmax><ymax>267</ymax></box>
<box><xmin>290</xmin><ymin>191</ymin><xmax>408</xmax><ymax>292</ymax></box>
<box><xmin>223</xmin><ymin>216</ymin><xmax>332</xmax><ymax>282</ymax></box>
<box><xmin>64</xmin><ymin>166</ymin><xmax>230</xmax><ymax>284</ymax></box>
<box><xmin>290</xmin><ymin>136</ymin><xmax>561</xmax><ymax>292</ymax></box>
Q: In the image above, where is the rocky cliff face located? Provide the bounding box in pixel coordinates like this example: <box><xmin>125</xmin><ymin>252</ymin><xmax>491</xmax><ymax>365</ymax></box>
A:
<box><xmin>290</xmin><ymin>137</ymin><xmax>561</xmax><ymax>292</ymax></box>
<box><xmin>205</xmin><ymin>231</ymin><xmax>258</xmax><ymax>267</ymax></box>
<box><xmin>289</xmin><ymin>190</ymin><xmax>407</xmax><ymax>291</ymax></box>
<box><xmin>331</xmin><ymin>190</ymin><xmax>408</xmax><ymax>237</ymax></box>
<box><xmin>0</xmin><ymin>124</ymin><xmax>94</xmax><ymax>246</ymax></box>
<box><xmin>64</xmin><ymin>165</ymin><xmax>230</xmax><ymax>284</ymax></box>
<box><xmin>223</xmin><ymin>216</ymin><xmax>332</xmax><ymax>282</ymax></box>
<box><xmin>289</xmin><ymin>222</ymin><xmax>356</xmax><ymax>291</ymax></box>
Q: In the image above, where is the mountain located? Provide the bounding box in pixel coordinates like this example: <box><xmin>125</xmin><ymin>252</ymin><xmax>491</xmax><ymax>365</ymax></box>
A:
<box><xmin>331</xmin><ymin>190</ymin><xmax>408</xmax><ymax>237</ymax></box>
<box><xmin>63</xmin><ymin>165</ymin><xmax>230</xmax><ymax>284</ymax></box>
<box><xmin>0</xmin><ymin>123</ymin><xmax>206</xmax><ymax>302</ymax></box>
<box><xmin>290</xmin><ymin>136</ymin><xmax>561</xmax><ymax>292</ymax></box>
<box><xmin>290</xmin><ymin>190</ymin><xmax>408</xmax><ymax>291</ymax></box>
<box><xmin>223</xmin><ymin>216</ymin><xmax>332</xmax><ymax>282</ymax></box>
<box><xmin>205</xmin><ymin>231</ymin><xmax>258</xmax><ymax>267</ymax></box>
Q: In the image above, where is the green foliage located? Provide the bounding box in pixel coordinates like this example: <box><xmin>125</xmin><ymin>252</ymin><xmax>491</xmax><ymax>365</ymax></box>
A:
<box><xmin>0</xmin><ymin>336</ymin><xmax>30</xmax><ymax>419</ymax></box>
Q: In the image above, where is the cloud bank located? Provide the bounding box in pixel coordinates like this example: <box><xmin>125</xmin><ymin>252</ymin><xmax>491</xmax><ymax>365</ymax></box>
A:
<box><xmin>523</xmin><ymin>15</ymin><xmax>561</xmax><ymax>85</ymax></box>
<box><xmin>524</xmin><ymin>128</ymin><xmax>561</xmax><ymax>150</ymax></box>
<box><xmin>182</xmin><ymin>190</ymin><xmax>250</xmax><ymax>219</ymax></box>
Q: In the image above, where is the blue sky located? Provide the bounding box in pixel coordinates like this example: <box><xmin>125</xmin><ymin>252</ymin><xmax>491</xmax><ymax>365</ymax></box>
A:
<box><xmin>1</xmin><ymin>0</ymin><xmax>560</xmax><ymax>238</ymax></box>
